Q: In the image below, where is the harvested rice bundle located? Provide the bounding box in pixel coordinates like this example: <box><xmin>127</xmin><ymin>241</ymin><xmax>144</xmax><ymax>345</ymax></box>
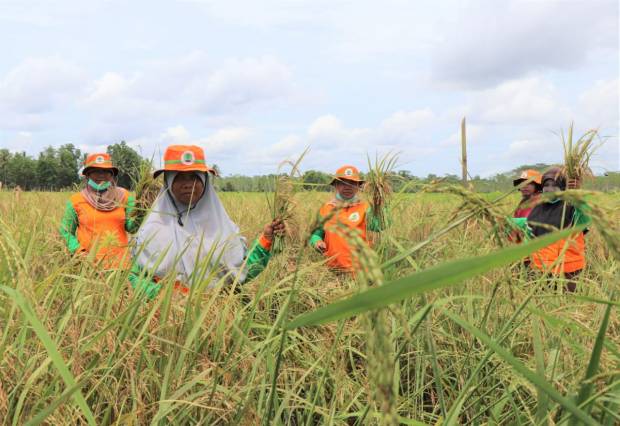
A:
<box><xmin>365</xmin><ymin>152</ymin><xmax>399</xmax><ymax>229</ymax></box>
<box><xmin>561</xmin><ymin>122</ymin><xmax>601</xmax><ymax>188</ymax></box>
<box><xmin>267</xmin><ymin>148</ymin><xmax>308</xmax><ymax>253</ymax></box>
<box><xmin>131</xmin><ymin>160</ymin><xmax>162</xmax><ymax>226</ymax></box>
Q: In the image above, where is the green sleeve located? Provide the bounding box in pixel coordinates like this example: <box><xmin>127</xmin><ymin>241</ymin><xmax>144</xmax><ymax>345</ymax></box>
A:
<box><xmin>367</xmin><ymin>205</ymin><xmax>390</xmax><ymax>232</ymax></box>
<box><xmin>573</xmin><ymin>202</ymin><xmax>592</xmax><ymax>227</ymax></box>
<box><xmin>244</xmin><ymin>239</ymin><xmax>272</xmax><ymax>281</ymax></box>
<box><xmin>506</xmin><ymin>217</ymin><xmax>533</xmax><ymax>240</ymax></box>
<box><xmin>129</xmin><ymin>263</ymin><xmax>161</xmax><ymax>300</ymax></box>
<box><xmin>125</xmin><ymin>195</ymin><xmax>139</xmax><ymax>233</ymax></box>
<box><xmin>308</xmin><ymin>212</ymin><xmax>325</xmax><ymax>248</ymax></box>
<box><xmin>59</xmin><ymin>201</ymin><xmax>81</xmax><ymax>254</ymax></box>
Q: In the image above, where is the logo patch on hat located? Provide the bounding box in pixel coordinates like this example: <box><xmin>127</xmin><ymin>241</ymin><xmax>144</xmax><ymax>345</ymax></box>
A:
<box><xmin>348</xmin><ymin>212</ymin><xmax>360</xmax><ymax>222</ymax></box>
<box><xmin>344</xmin><ymin>168</ymin><xmax>353</xmax><ymax>176</ymax></box>
<box><xmin>181</xmin><ymin>151</ymin><xmax>195</xmax><ymax>166</ymax></box>
<box><xmin>95</xmin><ymin>155</ymin><xmax>105</xmax><ymax>164</ymax></box>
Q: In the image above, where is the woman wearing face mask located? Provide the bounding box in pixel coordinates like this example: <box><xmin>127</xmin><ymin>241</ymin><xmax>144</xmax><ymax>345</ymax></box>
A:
<box><xmin>59</xmin><ymin>153</ymin><xmax>137</xmax><ymax>267</ymax></box>
<box><xmin>309</xmin><ymin>165</ymin><xmax>389</xmax><ymax>272</ymax></box>
<box><xmin>510</xmin><ymin>167</ymin><xmax>591</xmax><ymax>290</ymax></box>
<box><xmin>129</xmin><ymin>145</ymin><xmax>284</xmax><ymax>298</ymax></box>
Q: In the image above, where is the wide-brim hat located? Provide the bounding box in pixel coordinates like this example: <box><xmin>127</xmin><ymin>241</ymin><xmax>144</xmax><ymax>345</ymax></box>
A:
<box><xmin>513</xmin><ymin>169</ymin><xmax>543</xmax><ymax>187</ymax></box>
<box><xmin>153</xmin><ymin>145</ymin><xmax>216</xmax><ymax>178</ymax></box>
<box><xmin>330</xmin><ymin>165</ymin><xmax>365</xmax><ymax>185</ymax></box>
<box><xmin>82</xmin><ymin>153</ymin><xmax>119</xmax><ymax>176</ymax></box>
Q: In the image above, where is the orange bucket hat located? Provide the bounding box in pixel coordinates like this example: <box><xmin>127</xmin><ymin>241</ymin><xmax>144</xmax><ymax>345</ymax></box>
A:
<box><xmin>513</xmin><ymin>169</ymin><xmax>542</xmax><ymax>187</ymax></box>
<box><xmin>82</xmin><ymin>153</ymin><xmax>119</xmax><ymax>176</ymax></box>
<box><xmin>153</xmin><ymin>145</ymin><xmax>215</xmax><ymax>178</ymax></box>
<box><xmin>331</xmin><ymin>165</ymin><xmax>365</xmax><ymax>185</ymax></box>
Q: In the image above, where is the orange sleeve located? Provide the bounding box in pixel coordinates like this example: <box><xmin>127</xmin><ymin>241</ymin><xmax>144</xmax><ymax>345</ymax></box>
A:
<box><xmin>258</xmin><ymin>234</ymin><xmax>273</xmax><ymax>251</ymax></box>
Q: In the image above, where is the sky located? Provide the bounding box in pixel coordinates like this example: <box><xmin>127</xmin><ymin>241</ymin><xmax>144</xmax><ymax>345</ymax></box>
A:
<box><xmin>0</xmin><ymin>0</ymin><xmax>618</xmax><ymax>177</ymax></box>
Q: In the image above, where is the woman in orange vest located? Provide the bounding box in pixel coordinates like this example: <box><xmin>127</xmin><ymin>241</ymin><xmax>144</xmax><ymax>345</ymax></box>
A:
<box><xmin>130</xmin><ymin>145</ymin><xmax>285</xmax><ymax>298</ymax></box>
<box><xmin>509</xmin><ymin>167</ymin><xmax>591</xmax><ymax>291</ymax></box>
<box><xmin>59</xmin><ymin>153</ymin><xmax>137</xmax><ymax>267</ymax></box>
<box><xmin>309</xmin><ymin>165</ymin><xmax>388</xmax><ymax>272</ymax></box>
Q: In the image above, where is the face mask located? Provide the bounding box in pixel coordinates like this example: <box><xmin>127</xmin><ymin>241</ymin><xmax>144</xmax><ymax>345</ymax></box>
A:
<box><xmin>336</xmin><ymin>192</ymin><xmax>358</xmax><ymax>202</ymax></box>
<box><xmin>88</xmin><ymin>179</ymin><xmax>111</xmax><ymax>192</ymax></box>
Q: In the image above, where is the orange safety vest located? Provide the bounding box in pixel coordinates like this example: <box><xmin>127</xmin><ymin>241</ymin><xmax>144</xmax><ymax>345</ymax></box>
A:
<box><xmin>319</xmin><ymin>200</ymin><xmax>370</xmax><ymax>271</ymax></box>
<box><xmin>70</xmin><ymin>190</ymin><xmax>130</xmax><ymax>268</ymax></box>
<box><xmin>530</xmin><ymin>232</ymin><xmax>586</xmax><ymax>274</ymax></box>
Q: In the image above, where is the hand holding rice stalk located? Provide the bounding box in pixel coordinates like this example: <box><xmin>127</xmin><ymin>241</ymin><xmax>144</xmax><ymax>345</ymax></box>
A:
<box><xmin>267</xmin><ymin>148</ymin><xmax>308</xmax><ymax>253</ymax></box>
<box><xmin>365</xmin><ymin>152</ymin><xmax>399</xmax><ymax>229</ymax></box>
<box><xmin>561</xmin><ymin>122</ymin><xmax>601</xmax><ymax>189</ymax></box>
<box><xmin>131</xmin><ymin>159</ymin><xmax>162</xmax><ymax>226</ymax></box>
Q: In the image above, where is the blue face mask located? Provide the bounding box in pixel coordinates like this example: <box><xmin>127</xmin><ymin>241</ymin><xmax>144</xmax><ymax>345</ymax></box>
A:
<box><xmin>88</xmin><ymin>179</ymin><xmax>111</xmax><ymax>192</ymax></box>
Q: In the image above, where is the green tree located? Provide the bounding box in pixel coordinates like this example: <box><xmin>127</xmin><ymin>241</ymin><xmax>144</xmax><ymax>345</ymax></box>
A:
<box><xmin>57</xmin><ymin>144</ymin><xmax>82</xmax><ymax>189</ymax></box>
<box><xmin>107</xmin><ymin>141</ymin><xmax>142</xmax><ymax>190</ymax></box>
<box><xmin>36</xmin><ymin>146</ymin><xmax>60</xmax><ymax>190</ymax></box>
<box><xmin>0</xmin><ymin>149</ymin><xmax>11</xmax><ymax>186</ymax></box>
<box><xmin>7</xmin><ymin>152</ymin><xmax>37</xmax><ymax>190</ymax></box>
<box><xmin>302</xmin><ymin>170</ymin><xmax>331</xmax><ymax>191</ymax></box>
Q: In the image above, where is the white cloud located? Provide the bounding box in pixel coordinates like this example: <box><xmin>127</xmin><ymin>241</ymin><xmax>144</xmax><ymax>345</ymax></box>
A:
<box><xmin>79</xmin><ymin>52</ymin><xmax>300</xmax><ymax>140</ymax></box>
<box><xmin>579</xmin><ymin>79</ymin><xmax>619</xmax><ymax>129</ymax></box>
<box><xmin>245</xmin><ymin>108</ymin><xmax>441</xmax><ymax>172</ymax></box>
<box><xmin>0</xmin><ymin>57</ymin><xmax>83</xmax><ymax>113</ymax></box>
<box><xmin>471</xmin><ymin>77</ymin><xmax>567</xmax><ymax>125</ymax></box>
<box><xmin>432</xmin><ymin>0</ymin><xmax>618</xmax><ymax>88</ymax></box>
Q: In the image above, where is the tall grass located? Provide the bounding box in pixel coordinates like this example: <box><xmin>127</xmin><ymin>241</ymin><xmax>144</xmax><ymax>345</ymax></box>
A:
<box><xmin>0</xmin><ymin>189</ymin><xmax>618</xmax><ymax>424</ymax></box>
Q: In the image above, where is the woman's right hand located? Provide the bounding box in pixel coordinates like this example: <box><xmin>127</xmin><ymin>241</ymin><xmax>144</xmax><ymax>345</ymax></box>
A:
<box><xmin>315</xmin><ymin>241</ymin><xmax>327</xmax><ymax>253</ymax></box>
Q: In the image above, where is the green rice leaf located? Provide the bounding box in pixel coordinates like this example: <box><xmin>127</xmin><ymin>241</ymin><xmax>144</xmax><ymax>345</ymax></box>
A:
<box><xmin>444</xmin><ymin>311</ymin><xmax>598</xmax><ymax>426</ymax></box>
<box><xmin>0</xmin><ymin>286</ymin><xmax>96</xmax><ymax>425</ymax></box>
<box><xmin>286</xmin><ymin>225</ymin><xmax>585</xmax><ymax>329</ymax></box>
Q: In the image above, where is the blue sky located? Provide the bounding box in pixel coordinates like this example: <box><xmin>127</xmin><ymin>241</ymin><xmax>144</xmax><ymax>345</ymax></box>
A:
<box><xmin>0</xmin><ymin>0</ymin><xmax>618</xmax><ymax>177</ymax></box>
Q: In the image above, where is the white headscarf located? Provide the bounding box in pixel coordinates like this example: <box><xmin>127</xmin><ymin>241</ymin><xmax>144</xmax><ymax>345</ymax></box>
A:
<box><xmin>133</xmin><ymin>171</ymin><xmax>247</xmax><ymax>287</ymax></box>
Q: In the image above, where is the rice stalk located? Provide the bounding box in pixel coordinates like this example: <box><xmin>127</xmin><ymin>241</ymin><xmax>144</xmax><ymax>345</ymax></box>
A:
<box><xmin>267</xmin><ymin>148</ymin><xmax>309</xmax><ymax>253</ymax></box>
<box><xmin>421</xmin><ymin>183</ymin><xmax>508</xmax><ymax>245</ymax></box>
<box><xmin>365</xmin><ymin>152</ymin><xmax>399</xmax><ymax>230</ymax></box>
<box><xmin>342</xmin><ymin>223</ymin><xmax>398</xmax><ymax>425</ymax></box>
<box><xmin>130</xmin><ymin>159</ymin><xmax>162</xmax><ymax>226</ymax></box>
<box><xmin>561</xmin><ymin>122</ymin><xmax>602</xmax><ymax>184</ymax></box>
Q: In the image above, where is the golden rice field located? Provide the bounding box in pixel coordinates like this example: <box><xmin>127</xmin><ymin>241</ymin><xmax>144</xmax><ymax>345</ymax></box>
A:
<box><xmin>0</xmin><ymin>189</ymin><xmax>618</xmax><ymax>425</ymax></box>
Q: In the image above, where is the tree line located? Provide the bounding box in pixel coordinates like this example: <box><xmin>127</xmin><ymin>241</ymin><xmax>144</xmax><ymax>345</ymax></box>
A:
<box><xmin>1</xmin><ymin>144</ymin><xmax>618</xmax><ymax>192</ymax></box>
<box><xmin>0</xmin><ymin>142</ymin><xmax>143</xmax><ymax>191</ymax></box>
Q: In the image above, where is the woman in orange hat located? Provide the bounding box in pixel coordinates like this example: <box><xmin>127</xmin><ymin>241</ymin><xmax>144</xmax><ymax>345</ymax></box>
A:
<box><xmin>509</xmin><ymin>169</ymin><xmax>543</xmax><ymax>244</ymax></box>
<box><xmin>129</xmin><ymin>145</ymin><xmax>284</xmax><ymax>298</ymax></box>
<box><xmin>309</xmin><ymin>165</ymin><xmax>388</xmax><ymax>272</ymax></box>
<box><xmin>512</xmin><ymin>169</ymin><xmax>543</xmax><ymax>218</ymax></box>
<box><xmin>59</xmin><ymin>153</ymin><xmax>138</xmax><ymax>267</ymax></box>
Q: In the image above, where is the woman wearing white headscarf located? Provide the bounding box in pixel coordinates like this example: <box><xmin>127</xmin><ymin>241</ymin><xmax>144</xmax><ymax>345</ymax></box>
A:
<box><xmin>129</xmin><ymin>145</ymin><xmax>284</xmax><ymax>298</ymax></box>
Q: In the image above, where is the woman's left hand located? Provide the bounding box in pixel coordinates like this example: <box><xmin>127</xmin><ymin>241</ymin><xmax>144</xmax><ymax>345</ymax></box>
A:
<box><xmin>263</xmin><ymin>219</ymin><xmax>286</xmax><ymax>241</ymax></box>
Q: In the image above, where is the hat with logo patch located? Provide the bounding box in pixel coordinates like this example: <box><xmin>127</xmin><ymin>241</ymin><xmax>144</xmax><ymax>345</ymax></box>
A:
<box><xmin>331</xmin><ymin>165</ymin><xmax>365</xmax><ymax>185</ymax></box>
<box><xmin>82</xmin><ymin>153</ymin><xmax>119</xmax><ymax>176</ymax></box>
<box><xmin>513</xmin><ymin>169</ymin><xmax>542</xmax><ymax>187</ymax></box>
<box><xmin>153</xmin><ymin>145</ymin><xmax>216</xmax><ymax>178</ymax></box>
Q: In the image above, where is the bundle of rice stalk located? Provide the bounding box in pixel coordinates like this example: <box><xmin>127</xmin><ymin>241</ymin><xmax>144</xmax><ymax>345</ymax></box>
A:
<box><xmin>365</xmin><ymin>152</ymin><xmax>399</xmax><ymax>229</ymax></box>
<box><xmin>561</xmin><ymin>122</ymin><xmax>601</xmax><ymax>186</ymax></box>
<box><xmin>131</xmin><ymin>160</ymin><xmax>162</xmax><ymax>226</ymax></box>
<box><xmin>267</xmin><ymin>148</ymin><xmax>309</xmax><ymax>253</ymax></box>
